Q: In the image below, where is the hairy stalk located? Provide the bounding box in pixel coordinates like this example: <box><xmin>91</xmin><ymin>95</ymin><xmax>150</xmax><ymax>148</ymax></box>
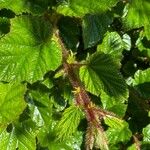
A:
<box><xmin>55</xmin><ymin>29</ymin><xmax>111</xmax><ymax>150</ymax></box>
<box><xmin>133</xmin><ymin>134</ymin><xmax>141</xmax><ymax>150</ymax></box>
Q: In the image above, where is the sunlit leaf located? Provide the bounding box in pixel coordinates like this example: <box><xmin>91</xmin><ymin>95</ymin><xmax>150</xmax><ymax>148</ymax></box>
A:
<box><xmin>132</xmin><ymin>69</ymin><xmax>150</xmax><ymax>99</ymax></box>
<box><xmin>143</xmin><ymin>124</ymin><xmax>150</xmax><ymax>143</ymax></box>
<box><xmin>104</xmin><ymin>116</ymin><xmax>132</xmax><ymax>144</ymax></box>
<box><xmin>123</xmin><ymin>0</ymin><xmax>150</xmax><ymax>40</ymax></box>
<box><xmin>0</xmin><ymin>83</ymin><xmax>26</xmax><ymax>126</ymax></box>
<box><xmin>0</xmin><ymin>123</ymin><xmax>36</xmax><ymax>150</ymax></box>
<box><xmin>56</xmin><ymin>105</ymin><xmax>83</xmax><ymax>140</ymax></box>
<box><xmin>80</xmin><ymin>52</ymin><xmax>128</xmax><ymax>98</ymax></box>
<box><xmin>122</xmin><ymin>33</ymin><xmax>131</xmax><ymax>51</ymax></box>
<box><xmin>0</xmin><ymin>16</ymin><xmax>62</xmax><ymax>83</ymax></box>
<box><xmin>0</xmin><ymin>0</ymin><xmax>52</xmax><ymax>14</ymax></box>
<box><xmin>57</xmin><ymin>0</ymin><xmax>119</xmax><ymax>17</ymax></box>
<box><xmin>97</xmin><ymin>32</ymin><xmax>124</xmax><ymax>65</ymax></box>
<box><xmin>136</xmin><ymin>32</ymin><xmax>150</xmax><ymax>57</ymax></box>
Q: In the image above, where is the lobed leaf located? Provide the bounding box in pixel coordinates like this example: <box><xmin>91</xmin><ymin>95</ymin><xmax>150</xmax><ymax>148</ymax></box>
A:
<box><xmin>104</xmin><ymin>116</ymin><xmax>132</xmax><ymax>144</ymax></box>
<box><xmin>0</xmin><ymin>16</ymin><xmax>62</xmax><ymax>83</ymax></box>
<box><xmin>97</xmin><ymin>32</ymin><xmax>124</xmax><ymax>65</ymax></box>
<box><xmin>56</xmin><ymin>105</ymin><xmax>83</xmax><ymax>140</ymax></box>
<box><xmin>79</xmin><ymin>52</ymin><xmax>128</xmax><ymax>98</ymax></box>
<box><xmin>97</xmin><ymin>32</ymin><xmax>123</xmax><ymax>55</ymax></box>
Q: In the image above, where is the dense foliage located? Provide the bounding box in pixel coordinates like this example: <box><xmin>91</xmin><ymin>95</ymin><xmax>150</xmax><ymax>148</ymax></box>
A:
<box><xmin>0</xmin><ymin>0</ymin><xmax>150</xmax><ymax>150</ymax></box>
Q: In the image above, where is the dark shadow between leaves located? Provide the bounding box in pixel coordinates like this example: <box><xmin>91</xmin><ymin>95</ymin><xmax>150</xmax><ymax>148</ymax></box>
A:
<box><xmin>134</xmin><ymin>82</ymin><xmax>150</xmax><ymax>99</ymax></box>
<box><xmin>141</xmin><ymin>143</ymin><xmax>150</xmax><ymax>150</ymax></box>
<box><xmin>126</xmin><ymin>87</ymin><xmax>150</xmax><ymax>132</ymax></box>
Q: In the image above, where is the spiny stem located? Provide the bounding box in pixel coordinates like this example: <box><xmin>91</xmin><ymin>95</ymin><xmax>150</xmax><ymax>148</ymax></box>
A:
<box><xmin>55</xmin><ymin>28</ymin><xmax>111</xmax><ymax>149</ymax></box>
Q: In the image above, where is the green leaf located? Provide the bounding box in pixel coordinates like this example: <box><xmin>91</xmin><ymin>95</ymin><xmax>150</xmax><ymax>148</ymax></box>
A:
<box><xmin>122</xmin><ymin>0</ymin><xmax>150</xmax><ymax>40</ymax></box>
<box><xmin>143</xmin><ymin>124</ymin><xmax>150</xmax><ymax>143</ymax></box>
<box><xmin>57</xmin><ymin>0</ymin><xmax>119</xmax><ymax>17</ymax></box>
<box><xmin>62</xmin><ymin>84</ymin><xmax>74</xmax><ymax>105</ymax></box>
<box><xmin>0</xmin><ymin>83</ymin><xmax>26</xmax><ymax>126</ymax></box>
<box><xmin>0</xmin><ymin>16</ymin><xmax>62</xmax><ymax>83</ymax></box>
<box><xmin>122</xmin><ymin>34</ymin><xmax>131</xmax><ymax>51</ymax></box>
<box><xmin>0</xmin><ymin>124</ymin><xmax>36</xmax><ymax>150</ymax></box>
<box><xmin>136</xmin><ymin>32</ymin><xmax>150</xmax><ymax>57</ymax></box>
<box><xmin>132</xmin><ymin>69</ymin><xmax>150</xmax><ymax>99</ymax></box>
<box><xmin>28</xmin><ymin>90</ymin><xmax>53</xmax><ymax>129</ymax></box>
<box><xmin>56</xmin><ymin>105</ymin><xmax>83</xmax><ymax>140</ymax></box>
<box><xmin>0</xmin><ymin>0</ymin><xmax>52</xmax><ymax>14</ymax></box>
<box><xmin>100</xmin><ymin>91</ymin><xmax>128</xmax><ymax>117</ymax></box>
<box><xmin>37</xmin><ymin>123</ymin><xmax>83</xmax><ymax>150</ymax></box>
<box><xmin>48</xmin><ymin>131</ymin><xmax>83</xmax><ymax>150</ymax></box>
<box><xmin>82</xmin><ymin>13</ymin><xmax>113</xmax><ymax>49</ymax></box>
<box><xmin>127</xmin><ymin>144</ymin><xmax>137</xmax><ymax>150</ymax></box>
<box><xmin>42</xmin><ymin>78</ymin><xmax>54</xmax><ymax>90</ymax></box>
<box><xmin>97</xmin><ymin>32</ymin><xmax>124</xmax><ymax>64</ymax></box>
<box><xmin>104</xmin><ymin>116</ymin><xmax>132</xmax><ymax>144</ymax></box>
<box><xmin>58</xmin><ymin>17</ymin><xmax>80</xmax><ymax>51</ymax></box>
<box><xmin>50</xmin><ymin>88</ymin><xmax>67</xmax><ymax>112</ymax></box>
<box><xmin>132</xmin><ymin>69</ymin><xmax>150</xmax><ymax>85</ymax></box>
<box><xmin>79</xmin><ymin>52</ymin><xmax>128</xmax><ymax>98</ymax></box>
<box><xmin>48</xmin><ymin>143</ymin><xmax>73</xmax><ymax>150</ymax></box>
<box><xmin>64</xmin><ymin>131</ymin><xmax>83</xmax><ymax>150</ymax></box>
<box><xmin>0</xmin><ymin>129</ymin><xmax>17</xmax><ymax>150</ymax></box>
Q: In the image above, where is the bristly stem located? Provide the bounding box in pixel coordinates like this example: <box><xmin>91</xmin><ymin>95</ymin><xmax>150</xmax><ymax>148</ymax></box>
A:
<box><xmin>54</xmin><ymin>28</ymin><xmax>111</xmax><ymax>150</ymax></box>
